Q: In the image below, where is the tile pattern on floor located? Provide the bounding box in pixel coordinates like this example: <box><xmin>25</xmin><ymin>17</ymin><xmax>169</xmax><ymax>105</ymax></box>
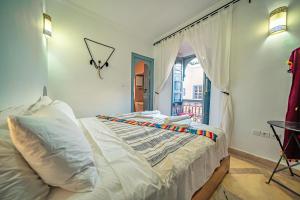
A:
<box><xmin>210</xmin><ymin>155</ymin><xmax>300</xmax><ymax>200</ymax></box>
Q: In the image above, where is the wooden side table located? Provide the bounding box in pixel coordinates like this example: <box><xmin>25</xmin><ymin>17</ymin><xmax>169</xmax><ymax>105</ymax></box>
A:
<box><xmin>267</xmin><ymin>120</ymin><xmax>300</xmax><ymax>197</ymax></box>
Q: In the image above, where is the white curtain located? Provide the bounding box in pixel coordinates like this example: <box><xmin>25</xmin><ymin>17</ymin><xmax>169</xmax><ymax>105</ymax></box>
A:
<box><xmin>153</xmin><ymin>5</ymin><xmax>233</xmax><ymax>145</ymax></box>
<box><xmin>184</xmin><ymin>6</ymin><xmax>233</xmax><ymax>144</ymax></box>
<box><xmin>153</xmin><ymin>33</ymin><xmax>183</xmax><ymax>109</ymax></box>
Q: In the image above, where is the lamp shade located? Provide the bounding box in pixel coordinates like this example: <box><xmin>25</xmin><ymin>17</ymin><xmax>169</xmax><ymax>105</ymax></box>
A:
<box><xmin>43</xmin><ymin>13</ymin><xmax>52</xmax><ymax>37</ymax></box>
<box><xmin>269</xmin><ymin>6</ymin><xmax>287</xmax><ymax>34</ymax></box>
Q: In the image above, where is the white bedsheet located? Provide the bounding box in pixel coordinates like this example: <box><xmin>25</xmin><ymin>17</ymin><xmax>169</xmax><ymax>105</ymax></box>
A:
<box><xmin>47</xmin><ymin>117</ymin><xmax>227</xmax><ymax>200</ymax></box>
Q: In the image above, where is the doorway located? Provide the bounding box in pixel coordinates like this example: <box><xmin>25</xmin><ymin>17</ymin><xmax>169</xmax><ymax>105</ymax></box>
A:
<box><xmin>171</xmin><ymin>55</ymin><xmax>211</xmax><ymax>124</ymax></box>
<box><xmin>131</xmin><ymin>53</ymin><xmax>154</xmax><ymax>112</ymax></box>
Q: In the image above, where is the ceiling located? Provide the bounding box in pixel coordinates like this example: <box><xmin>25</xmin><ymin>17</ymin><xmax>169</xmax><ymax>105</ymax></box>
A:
<box><xmin>67</xmin><ymin>0</ymin><xmax>224</xmax><ymax>42</ymax></box>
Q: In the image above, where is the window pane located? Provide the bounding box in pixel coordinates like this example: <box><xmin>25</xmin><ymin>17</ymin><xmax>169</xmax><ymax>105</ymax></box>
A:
<box><xmin>192</xmin><ymin>85</ymin><xmax>202</xmax><ymax>100</ymax></box>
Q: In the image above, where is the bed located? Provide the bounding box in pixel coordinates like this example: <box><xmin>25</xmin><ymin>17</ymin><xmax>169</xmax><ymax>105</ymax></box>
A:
<box><xmin>0</xmin><ymin>95</ymin><xmax>229</xmax><ymax>200</ymax></box>
<box><xmin>46</xmin><ymin>111</ymin><xmax>229</xmax><ymax>200</ymax></box>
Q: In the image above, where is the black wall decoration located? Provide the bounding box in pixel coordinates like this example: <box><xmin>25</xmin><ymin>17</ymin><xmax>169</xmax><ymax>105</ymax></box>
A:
<box><xmin>84</xmin><ymin>38</ymin><xmax>115</xmax><ymax>79</ymax></box>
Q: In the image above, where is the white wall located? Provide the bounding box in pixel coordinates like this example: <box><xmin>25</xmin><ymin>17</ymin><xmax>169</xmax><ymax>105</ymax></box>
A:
<box><xmin>156</xmin><ymin>0</ymin><xmax>300</xmax><ymax>162</ymax></box>
<box><xmin>47</xmin><ymin>0</ymin><xmax>153</xmax><ymax>117</ymax></box>
<box><xmin>0</xmin><ymin>0</ymin><xmax>48</xmax><ymax>109</ymax></box>
<box><xmin>230</xmin><ymin>0</ymin><xmax>300</xmax><ymax>161</ymax></box>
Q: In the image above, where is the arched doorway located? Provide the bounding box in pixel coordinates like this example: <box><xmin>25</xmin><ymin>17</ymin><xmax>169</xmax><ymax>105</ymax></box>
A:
<box><xmin>131</xmin><ymin>53</ymin><xmax>154</xmax><ymax>112</ymax></box>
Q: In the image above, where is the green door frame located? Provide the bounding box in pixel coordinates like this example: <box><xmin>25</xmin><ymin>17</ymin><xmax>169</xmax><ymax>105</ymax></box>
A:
<box><xmin>203</xmin><ymin>74</ymin><xmax>211</xmax><ymax>124</ymax></box>
<box><xmin>131</xmin><ymin>52</ymin><xmax>154</xmax><ymax>112</ymax></box>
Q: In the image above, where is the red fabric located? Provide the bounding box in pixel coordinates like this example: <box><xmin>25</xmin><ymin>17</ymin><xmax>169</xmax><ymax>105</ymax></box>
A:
<box><xmin>284</xmin><ymin>47</ymin><xmax>300</xmax><ymax>159</ymax></box>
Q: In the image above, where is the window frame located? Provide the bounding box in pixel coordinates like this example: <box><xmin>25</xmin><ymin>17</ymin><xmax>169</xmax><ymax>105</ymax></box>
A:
<box><xmin>171</xmin><ymin>55</ymin><xmax>211</xmax><ymax>124</ymax></box>
<box><xmin>192</xmin><ymin>85</ymin><xmax>203</xmax><ymax>100</ymax></box>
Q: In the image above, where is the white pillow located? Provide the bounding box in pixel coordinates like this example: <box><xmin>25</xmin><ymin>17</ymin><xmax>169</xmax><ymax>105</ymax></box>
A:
<box><xmin>0</xmin><ymin>129</ymin><xmax>49</xmax><ymax>200</ymax></box>
<box><xmin>0</xmin><ymin>105</ymin><xmax>29</xmax><ymax>129</ymax></box>
<box><xmin>7</xmin><ymin>105</ymin><xmax>98</xmax><ymax>192</ymax></box>
<box><xmin>50</xmin><ymin>100</ymin><xmax>78</xmax><ymax>125</ymax></box>
<box><xmin>0</xmin><ymin>96</ymin><xmax>53</xmax><ymax>130</ymax></box>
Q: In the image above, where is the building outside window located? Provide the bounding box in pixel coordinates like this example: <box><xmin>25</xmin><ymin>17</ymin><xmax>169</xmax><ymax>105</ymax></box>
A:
<box><xmin>193</xmin><ymin>85</ymin><xmax>203</xmax><ymax>100</ymax></box>
<box><xmin>182</xmin><ymin>57</ymin><xmax>203</xmax><ymax>100</ymax></box>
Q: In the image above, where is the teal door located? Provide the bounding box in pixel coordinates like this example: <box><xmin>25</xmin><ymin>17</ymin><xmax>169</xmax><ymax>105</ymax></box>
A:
<box><xmin>171</xmin><ymin>58</ymin><xmax>184</xmax><ymax>116</ymax></box>
<box><xmin>131</xmin><ymin>53</ymin><xmax>154</xmax><ymax>112</ymax></box>
<box><xmin>203</xmin><ymin>74</ymin><xmax>211</xmax><ymax>124</ymax></box>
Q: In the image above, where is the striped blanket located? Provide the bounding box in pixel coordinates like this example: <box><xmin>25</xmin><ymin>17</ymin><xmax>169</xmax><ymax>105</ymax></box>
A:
<box><xmin>97</xmin><ymin>115</ymin><xmax>217</xmax><ymax>167</ymax></box>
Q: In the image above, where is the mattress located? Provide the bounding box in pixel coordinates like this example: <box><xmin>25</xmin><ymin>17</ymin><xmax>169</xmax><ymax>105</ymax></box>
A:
<box><xmin>47</xmin><ymin>116</ymin><xmax>228</xmax><ymax>200</ymax></box>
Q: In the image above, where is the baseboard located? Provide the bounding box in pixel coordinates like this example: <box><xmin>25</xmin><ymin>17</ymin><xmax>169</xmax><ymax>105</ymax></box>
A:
<box><xmin>228</xmin><ymin>147</ymin><xmax>300</xmax><ymax>174</ymax></box>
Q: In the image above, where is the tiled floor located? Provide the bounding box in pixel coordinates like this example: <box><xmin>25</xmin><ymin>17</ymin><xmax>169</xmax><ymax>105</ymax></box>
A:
<box><xmin>211</xmin><ymin>155</ymin><xmax>300</xmax><ymax>200</ymax></box>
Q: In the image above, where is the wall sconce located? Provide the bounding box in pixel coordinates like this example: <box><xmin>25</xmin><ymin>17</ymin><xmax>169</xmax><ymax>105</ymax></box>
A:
<box><xmin>43</xmin><ymin>13</ymin><xmax>52</xmax><ymax>37</ymax></box>
<box><xmin>269</xmin><ymin>6</ymin><xmax>287</xmax><ymax>34</ymax></box>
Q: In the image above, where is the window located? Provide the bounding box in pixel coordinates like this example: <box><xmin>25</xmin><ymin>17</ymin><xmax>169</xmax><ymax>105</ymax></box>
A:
<box><xmin>173</xmin><ymin>93</ymin><xmax>181</xmax><ymax>102</ymax></box>
<box><xmin>174</xmin><ymin>81</ymin><xmax>181</xmax><ymax>90</ymax></box>
<box><xmin>171</xmin><ymin>55</ymin><xmax>211</xmax><ymax>124</ymax></box>
<box><xmin>193</xmin><ymin>85</ymin><xmax>202</xmax><ymax>100</ymax></box>
<box><xmin>172</xmin><ymin>60</ymin><xmax>183</xmax><ymax>104</ymax></box>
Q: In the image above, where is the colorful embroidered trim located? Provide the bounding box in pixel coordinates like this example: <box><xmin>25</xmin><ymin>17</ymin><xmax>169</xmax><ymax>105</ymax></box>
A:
<box><xmin>97</xmin><ymin>115</ymin><xmax>218</xmax><ymax>142</ymax></box>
